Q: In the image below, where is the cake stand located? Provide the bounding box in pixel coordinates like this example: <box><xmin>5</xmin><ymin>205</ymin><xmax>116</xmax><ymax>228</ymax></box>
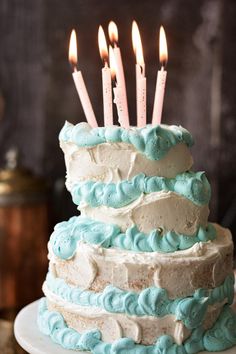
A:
<box><xmin>14</xmin><ymin>300</ymin><xmax>236</xmax><ymax>354</ymax></box>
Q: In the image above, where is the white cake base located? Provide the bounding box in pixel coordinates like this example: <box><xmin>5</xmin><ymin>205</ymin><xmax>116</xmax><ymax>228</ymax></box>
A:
<box><xmin>14</xmin><ymin>300</ymin><xmax>236</xmax><ymax>354</ymax></box>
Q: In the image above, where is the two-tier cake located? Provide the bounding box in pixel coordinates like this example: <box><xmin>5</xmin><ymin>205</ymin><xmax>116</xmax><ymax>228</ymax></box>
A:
<box><xmin>38</xmin><ymin>122</ymin><xmax>236</xmax><ymax>353</ymax></box>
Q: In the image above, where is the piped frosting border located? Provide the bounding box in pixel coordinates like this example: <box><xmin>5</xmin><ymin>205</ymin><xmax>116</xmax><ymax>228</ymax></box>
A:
<box><xmin>71</xmin><ymin>172</ymin><xmax>211</xmax><ymax>208</ymax></box>
<box><xmin>44</xmin><ymin>272</ymin><xmax>234</xmax><ymax>330</ymax></box>
<box><xmin>38</xmin><ymin>298</ymin><xmax>236</xmax><ymax>353</ymax></box>
<box><xmin>59</xmin><ymin>122</ymin><xmax>194</xmax><ymax>161</ymax></box>
<box><xmin>50</xmin><ymin>215</ymin><xmax>216</xmax><ymax>259</ymax></box>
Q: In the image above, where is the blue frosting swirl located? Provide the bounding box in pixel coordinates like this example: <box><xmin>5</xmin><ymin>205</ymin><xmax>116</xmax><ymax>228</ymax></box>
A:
<box><xmin>59</xmin><ymin>122</ymin><xmax>194</xmax><ymax>161</ymax></box>
<box><xmin>203</xmin><ymin>306</ymin><xmax>236</xmax><ymax>351</ymax></box>
<box><xmin>45</xmin><ymin>272</ymin><xmax>235</xmax><ymax>330</ymax></box>
<box><xmin>37</xmin><ymin>298</ymin><xmax>101</xmax><ymax>351</ymax></box>
<box><xmin>50</xmin><ymin>215</ymin><xmax>216</xmax><ymax>260</ymax></box>
<box><xmin>71</xmin><ymin>172</ymin><xmax>211</xmax><ymax>208</ymax></box>
<box><xmin>38</xmin><ymin>299</ymin><xmax>236</xmax><ymax>353</ymax></box>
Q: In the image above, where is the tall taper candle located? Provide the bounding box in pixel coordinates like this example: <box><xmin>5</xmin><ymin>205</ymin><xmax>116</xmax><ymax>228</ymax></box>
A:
<box><xmin>132</xmin><ymin>21</ymin><xmax>146</xmax><ymax>127</ymax></box>
<box><xmin>136</xmin><ymin>64</ymin><xmax>147</xmax><ymax>127</ymax></box>
<box><xmin>108</xmin><ymin>21</ymin><xmax>129</xmax><ymax>128</ymax></box>
<box><xmin>152</xmin><ymin>67</ymin><xmax>167</xmax><ymax>125</ymax></box>
<box><xmin>152</xmin><ymin>26</ymin><xmax>168</xmax><ymax>126</ymax></box>
<box><xmin>72</xmin><ymin>70</ymin><xmax>98</xmax><ymax>128</ymax></box>
<box><xmin>109</xmin><ymin>46</ymin><xmax>129</xmax><ymax>128</ymax></box>
<box><xmin>69</xmin><ymin>29</ymin><xmax>97</xmax><ymax>128</ymax></box>
<box><xmin>98</xmin><ymin>26</ymin><xmax>113</xmax><ymax>126</ymax></box>
<box><xmin>102</xmin><ymin>64</ymin><xmax>113</xmax><ymax>126</ymax></box>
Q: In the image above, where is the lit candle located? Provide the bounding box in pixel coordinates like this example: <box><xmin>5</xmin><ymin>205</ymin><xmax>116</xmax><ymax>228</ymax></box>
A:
<box><xmin>69</xmin><ymin>29</ymin><xmax>98</xmax><ymax>127</ymax></box>
<box><xmin>108</xmin><ymin>21</ymin><xmax>129</xmax><ymax>128</ymax></box>
<box><xmin>98</xmin><ymin>26</ymin><xmax>113</xmax><ymax>126</ymax></box>
<box><xmin>132</xmin><ymin>21</ymin><xmax>146</xmax><ymax>127</ymax></box>
<box><xmin>109</xmin><ymin>46</ymin><xmax>128</xmax><ymax>127</ymax></box>
<box><xmin>152</xmin><ymin>26</ymin><xmax>168</xmax><ymax>126</ymax></box>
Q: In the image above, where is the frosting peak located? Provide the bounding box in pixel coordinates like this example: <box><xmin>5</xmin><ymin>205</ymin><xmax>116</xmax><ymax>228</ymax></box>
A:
<box><xmin>59</xmin><ymin>122</ymin><xmax>194</xmax><ymax>161</ymax></box>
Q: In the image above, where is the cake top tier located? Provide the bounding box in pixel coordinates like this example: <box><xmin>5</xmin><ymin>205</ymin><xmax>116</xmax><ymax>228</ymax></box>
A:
<box><xmin>59</xmin><ymin>122</ymin><xmax>194</xmax><ymax>161</ymax></box>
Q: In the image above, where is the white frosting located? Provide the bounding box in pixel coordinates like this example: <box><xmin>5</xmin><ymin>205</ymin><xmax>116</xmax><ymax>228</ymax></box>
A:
<box><xmin>44</xmin><ymin>283</ymin><xmax>227</xmax><ymax>346</ymax></box>
<box><xmin>49</xmin><ymin>241</ymin><xmax>98</xmax><ymax>290</ymax></box>
<box><xmin>48</xmin><ymin>223</ymin><xmax>233</xmax><ymax>298</ymax></box>
<box><xmin>45</xmin><ymin>284</ymin><xmax>189</xmax><ymax>345</ymax></box>
<box><xmin>41</xmin><ymin>130</ymin><xmax>236</xmax><ymax>350</ymax></box>
<box><xmin>61</xmin><ymin>141</ymin><xmax>193</xmax><ymax>188</ymax></box>
<box><xmin>80</xmin><ymin>191</ymin><xmax>209</xmax><ymax>235</ymax></box>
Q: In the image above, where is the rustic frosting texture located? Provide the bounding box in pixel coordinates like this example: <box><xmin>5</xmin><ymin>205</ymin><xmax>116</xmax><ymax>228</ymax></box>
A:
<box><xmin>38</xmin><ymin>298</ymin><xmax>236</xmax><ymax>353</ymax></box>
<box><xmin>44</xmin><ymin>272</ymin><xmax>234</xmax><ymax>330</ymax></box>
<box><xmin>59</xmin><ymin>122</ymin><xmax>194</xmax><ymax>161</ymax></box>
<box><xmin>50</xmin><ymin>215</ymin><xmax>216</xmax><ymax>259</ymax></box>
<box><xmin>38</xmin><ymin>122</ymin><xmax>236</xmax><ymax>353</ymax></box>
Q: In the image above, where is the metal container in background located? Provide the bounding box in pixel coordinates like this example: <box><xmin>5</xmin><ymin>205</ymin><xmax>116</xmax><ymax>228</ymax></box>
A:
<box><xmin>0</xmin><ymin>149</ymin><xmax>49</xmax><ymax>310</ymax></box>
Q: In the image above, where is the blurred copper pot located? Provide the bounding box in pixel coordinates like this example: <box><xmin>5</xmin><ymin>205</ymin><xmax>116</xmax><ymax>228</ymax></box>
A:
<box><xmin>0</xmin><ymin>149</ymin><xmax>49</xmax><ymax>309</ymax></box>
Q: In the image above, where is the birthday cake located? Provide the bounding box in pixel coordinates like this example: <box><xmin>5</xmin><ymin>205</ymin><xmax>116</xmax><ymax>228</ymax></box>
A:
<box><xmin>38</xmin><ymin>122</ymin><xmax>236</xmax><ymax>353</ymax></box>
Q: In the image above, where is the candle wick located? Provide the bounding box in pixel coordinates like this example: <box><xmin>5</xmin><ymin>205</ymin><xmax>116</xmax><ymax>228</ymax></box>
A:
<box><xmin>141</xmin><ymin>65</ymin><xmax>145</xmax><ymax>76</ymax></box>
<box><xmin>104</xmin><ymin>60</ymin><xmax>108</xmax><ymax>68</ymax></box>
<box><xmin>111</xmin><ymin>76</ymin><xmax>117</xmax><ymax>85</ymax></box>
<box><xmin>160</xmin><ymin>60</ymin><xmax>167</xmax><ymax>70</ymax></box>
<box><xmin>70</xmin><ymin>62</ymin><xmax>78</xmax><ymax>73</ymax></box>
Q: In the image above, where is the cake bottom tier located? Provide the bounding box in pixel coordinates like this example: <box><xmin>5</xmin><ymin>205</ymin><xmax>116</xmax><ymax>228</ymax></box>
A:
<box><xmin>38</xmin><ymin>298</ymin><xmax>236</xmax><ymax>354</ymax></box>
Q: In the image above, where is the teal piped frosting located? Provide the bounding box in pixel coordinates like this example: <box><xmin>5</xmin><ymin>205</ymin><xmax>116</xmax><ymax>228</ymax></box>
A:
<box><xmin>71</xmin><ymin>171</ymin><xmax>211</xmax><ymax>208</ymax></box>
<box><xmin>50</xmin><ymin>215</ymin><xmax>216</xmax><ymax>260</ymax></box>
<box><xmin>59</xmin><ymin>121</ymin><xmax>194</xmax><ymax>161</ymax></box>
<box><xmin>38</xmin><ymin>298</ymin><xmax>236</xmax><ymax>353</ymax></box>
<box><xmin>183</xmin><ymin>328</ymin><xmax>205</xmax><ymax>354</ymax></box>
<box><xmin>203</xmin><ymin>306</ymin><xmax>236</xmax><ymax>351</ymax></box>
<box><xmin>45</xmin><ymin>272</ymin><xmax>235</xmax><ymax>330</ymax></box>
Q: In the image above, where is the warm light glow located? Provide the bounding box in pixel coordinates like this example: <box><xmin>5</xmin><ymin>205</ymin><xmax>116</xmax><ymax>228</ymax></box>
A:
<box><xmin>69</xmin><ymin>29</ymin><xmax>78</xmax><ymax>69</ymax></box>
<box><xmin>98</xmin><ymin>26</ymin><xmax>109</xmax><ymax>63</ymax></box>
<box><xmin>109</xmin><ymin>45</ymin><xmax>117</xmax><ymax>80</ymax></box>
<box><xmin>132</xmin><ymin>20</ymin><xmax>144</xmax><ymax>68</ymax></box>
<box><xmin>108</xmin><ymin>21</ymin><xmax>118</xmax><ymax>45</ymax></box>
<box><xmin>159</xmin><ymin>26</ymin><xmax>168</xmax><ymax>67</ymax></box>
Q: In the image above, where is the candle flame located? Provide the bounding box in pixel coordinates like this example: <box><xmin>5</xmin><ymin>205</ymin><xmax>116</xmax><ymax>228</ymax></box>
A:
<box><xmin>109</xmin><ymin>45</ymin><xmax>117</xmax><ymax>80</ymax></box>
<box><xmin>159</xmin><ymin>26</ymin><xmax>168</xmax><ymax>67</ymax></box>
<box><xmin>108</xmin><ymin>21</ymin><xmax>118</xmax><ymax>45</ymax></box>
<box><xmin>132</xmin><ymin>20</ymin><xmax>144</xmax><ymax>69</ymax></box>
<box><xmin>98</xmin><ymin>26</ymin><xmax>109</xmax><ymax>63</ymax></box>
<box><xmin>69</xmin><ymin>29</ymin><xmax>78</xmax><ymax>69</ymax></box>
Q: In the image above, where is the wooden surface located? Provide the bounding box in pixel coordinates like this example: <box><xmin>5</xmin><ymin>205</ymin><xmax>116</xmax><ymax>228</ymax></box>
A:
<box><xmin>0</xmin><ymin>203</ymin><xmax>49</xmax><ymax>309</ymax></box>
<box><xmin>0</xmin><ymin>319</ymin><xmax>26</xmax><ymax>354</ymax></box>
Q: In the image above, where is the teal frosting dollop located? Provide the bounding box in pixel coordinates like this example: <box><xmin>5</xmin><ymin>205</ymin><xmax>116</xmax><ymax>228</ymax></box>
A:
<box><xmin>49</xmin><ymin>215</ymin><xmax>216</xmax><ymax>260</ymax></box>
<box><xmin>71</xmin><ymin>171</ymin><xmax>211</xmax><ymax>208</ymax></box>
<box><xmin>174</xmin><ymin>296</ymin><xmax>209</xmax><ymax>329</ymax></box>
<box><xmin>38</xmin><ymin>298</ymin><xmax>236</xmax><ymax>353</ymax></box>
<box><xmin>203</xmin><ymin>305</ymin><xmax>236</xmax><ymax>351</ymax></box>
<box><xmin>184</xmin><ymin>327</ymin><xmax>205</xmax><ymax>354</ymax></box>
<box><xmin>45</xmin><ymin>272</ymin><xmax>235</xmax><ymax>330</ymax></box>
<box><xmin>37</xmin><ymin>298</ymin><xmax>101</xmax><ymax>351</ymax></box>
<box><xmin>59</xmin><ymin>122</ymin><xmax>194</xmax><ymax>161</ymax></box>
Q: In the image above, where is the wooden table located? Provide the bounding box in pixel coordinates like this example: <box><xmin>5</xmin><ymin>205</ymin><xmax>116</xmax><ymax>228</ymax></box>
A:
<box><xmin>0</xmin><ymin>318</ymin><xmax>26</xmax><ymax>354</ymax></box>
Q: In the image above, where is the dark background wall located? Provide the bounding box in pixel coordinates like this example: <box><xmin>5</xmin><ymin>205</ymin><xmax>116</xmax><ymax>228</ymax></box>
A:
<box><xmin>0</xmin><ymin>0</ymin><xmax>236</xmax><ymax>243</ymax></box>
